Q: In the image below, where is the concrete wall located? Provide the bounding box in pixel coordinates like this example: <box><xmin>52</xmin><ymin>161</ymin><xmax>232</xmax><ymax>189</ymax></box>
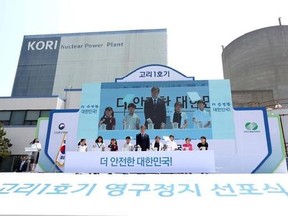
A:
<box><xmin>222</xmin><ymin>25</ymin><xmax>288</xmax><ymax>108</ymax></box>
<box><xmin>64</xmin><ymin>90</ymin><xmax>81</xmax><ymax>109</ymax></box>
<box><xmin>0</xmin><ymin>97</ymin><xmax>65</xmax><ymax>110</ymax></box>
<box><xmin>232</xmin><ymin>90</ymin><xmax>274</xmax><ymax>107</ymax></box>
<box><xmin>5</xmin><ymin>127</ymin><xmax>36</xmax><ymax>155</ymax></box>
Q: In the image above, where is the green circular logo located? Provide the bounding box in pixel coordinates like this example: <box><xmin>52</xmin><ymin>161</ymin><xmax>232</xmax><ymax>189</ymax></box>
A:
<box><xmin>245</xmin><ymin>122</ymin><xmax>258</xmax><ymax>130</ymax></box>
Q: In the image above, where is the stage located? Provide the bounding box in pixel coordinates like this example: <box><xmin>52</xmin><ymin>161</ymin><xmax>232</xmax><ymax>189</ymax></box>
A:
<box><xmin>0</xmin><ymin>172</ymin><xmax>287</xmax><ymax>216</ymax></box>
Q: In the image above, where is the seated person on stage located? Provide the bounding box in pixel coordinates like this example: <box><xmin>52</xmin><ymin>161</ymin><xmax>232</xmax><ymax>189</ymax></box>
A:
<box><xmin>171</xmin><ymin>102</ymin><xmax>188</xmax><ymax>129</ymax></box>
<box><xmin>182</xmin><ymin>137</ymin><xmax>193</xmax><ymax>151</ymax></box>
<box><xmin>192</xmin><ymin>100</ymin><xmax>211</xmax><ymax>128</ymax></box>
<box><xmin>122</xmin><ymin>136</ymin><xmax>134</xmax><ymax>151</ymax></box>
<box><xmin>197</xmin><ymin>136</ymin><xmax>209</xmax><ymax>150</ymax></box>
<box><xmin>123</xmin><ymin>103</ymin><xmax>140</xmax><ymax>130</ymax></box>
<box><xmin>99</xmin><ymin>106</ymin><xmax>116</xmax><ymax>130</ymax></box>
<box><xmin>151</xmin><ymin>136</ymin><xmax>164</xmax><ymax>151</ymax></box>
<box><xmin>92</xmin><ymin>136</ymin><xmax>105</xmax><ymax>151</ymax></box>
<box><xmin>108</xmin><ymin>138</ymin><xmax>118</xmax><ymax>151</ymax></box>
<box><xmin>77</xmin><ymin>139</ymin><xmax>88</xmax><ymax>152</ymax></box>
<box><xmin>164</xmin><ymin>135</ymin><xmax>178</xmax><ymax>151</ymax></box>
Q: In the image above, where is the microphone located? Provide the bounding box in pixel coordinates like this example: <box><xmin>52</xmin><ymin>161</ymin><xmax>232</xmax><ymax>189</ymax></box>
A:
<box><xmin>163</xmin><ymin>144</ymin><xmax>167</xmax><ymax>151</ymax></box>
<box><xmin>124</xmin><ymin>102</ymin><xmax>127</xmax><ymax>116</ymax></box>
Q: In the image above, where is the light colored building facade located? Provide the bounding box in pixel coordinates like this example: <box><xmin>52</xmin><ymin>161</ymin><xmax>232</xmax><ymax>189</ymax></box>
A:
<box><xmin>12</xmin><ymin>29</ymin><xmax>167</xmax><ymax>98</ymax></box>
<box><xmin>0</xmin><ymin>29</ymin><xmax>167</xmax><ymax>167</ymax></box>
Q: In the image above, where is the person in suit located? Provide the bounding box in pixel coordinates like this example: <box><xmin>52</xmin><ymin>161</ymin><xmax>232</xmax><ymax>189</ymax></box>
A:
<box><xmin>135</xmin><ymin>125</ymin><xmax>150</xmax><ymax>151</ymax></box>
<box><xmin>15</xmin><ymin>155</ymin><xmax>28</xmax><ymax>172</ymax></box>
<box><xmin>144</xmin><ymin>86</ymin><xmax>166</xmax><ymax>129</ymax></box>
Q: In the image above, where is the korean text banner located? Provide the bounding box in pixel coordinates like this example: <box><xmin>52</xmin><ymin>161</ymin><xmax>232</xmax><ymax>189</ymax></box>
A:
<box><xmin>1</xmin><ymin>173</ymin><xmax>288</xmax><ymax>216</ymax></box>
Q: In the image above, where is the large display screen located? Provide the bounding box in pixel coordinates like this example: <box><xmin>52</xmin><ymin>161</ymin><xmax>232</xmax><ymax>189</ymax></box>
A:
<box><xmin>77</xmin><ymin>80</ymin><xmax>234</xmax><ymax>141</ymax></box>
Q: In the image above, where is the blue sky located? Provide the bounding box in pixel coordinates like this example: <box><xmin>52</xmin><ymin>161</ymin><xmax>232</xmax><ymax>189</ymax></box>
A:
<box><xmin>0</xmin><ymin>0</ymin><xmax>287</xmax><ymax>96</ymax></box>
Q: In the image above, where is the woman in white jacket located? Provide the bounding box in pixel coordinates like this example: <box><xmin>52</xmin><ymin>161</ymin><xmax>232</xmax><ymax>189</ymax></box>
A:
<box><xmin>30</xmin><ymin>138</ymin><xmax>42</xmax><ymax>172</ymax></box>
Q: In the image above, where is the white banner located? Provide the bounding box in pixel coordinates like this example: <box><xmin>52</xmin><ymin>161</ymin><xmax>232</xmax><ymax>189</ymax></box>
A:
<box><xmin>0</xmin><ymin>173</ymin><xmax>288</xmax><ymax>216</ymax></box>
<box><xmin>64</xmin><ymin>151</ymin><xmax>215</xmax><ymax>173</ymax></box>
<box><xmin>232</xmin><ymin>108</ymin><xmax>270</xmax><ymax>173</ymax></box>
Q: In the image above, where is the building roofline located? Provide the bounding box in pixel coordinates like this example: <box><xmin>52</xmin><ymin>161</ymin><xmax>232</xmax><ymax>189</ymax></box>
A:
<box><xmin>0</xmin><ymin>95</ymin><xmax>64</xmax><ymax>100</ymax></box>
<box><xmin>23</xmin><ymin>28</ymin><xmax>167</xmax><ymax>39</ymax></box>
<box><xmin>223</xmin><ymin>25</ymin><xmax>288</xmax><ymax>52</ymax></box>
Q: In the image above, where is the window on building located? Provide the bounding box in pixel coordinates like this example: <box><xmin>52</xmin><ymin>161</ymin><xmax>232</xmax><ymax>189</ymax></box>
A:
<box><xmin>0</xmin><ymin>111</ymin><xmax>11</xmax><ymax>125</ymax></box>
<box><xmin>24</xmin><ymin>110</ymin><xmax>40</xmax><ymax>125</ymax></box>
<box><xmin>40</xmin><ymin>110</ymin><xmax>51</xmax><ymax>118</ymax></box>
<box><xmin>10</xmin><ymin>111</ymin><xmax>26</xmax><ymax>125</ymax></box>
<box><xmin>0</xmin><ymin>110</ymin><xmax>51</xmax><ymax>126</ymax></box>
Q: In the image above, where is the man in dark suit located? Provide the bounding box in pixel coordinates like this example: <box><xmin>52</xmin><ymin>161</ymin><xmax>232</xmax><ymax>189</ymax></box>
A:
<box><xmin>15</xmin><ymin>155</ymin><xmax>28</xmax><ymax>172</ymax></box>
<box><xmin>135</xmin><ymin>125</ymin><xmax>150</xmax><ymax>151</ymax></box>
<box><xmin>144</xmin><ymin>86</ymin><xmax>166</xmax><ymax>129</ymax></box>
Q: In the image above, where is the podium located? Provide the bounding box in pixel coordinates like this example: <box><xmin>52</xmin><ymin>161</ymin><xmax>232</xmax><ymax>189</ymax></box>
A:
<box><xmin>24</xmin><ymin>147</ymin><xmax>39</xmax><ymax>152</ymax></box>
<box><xmin>25</xmin><ymin>147</ymin><xmax>39</xmax><ymax>172</ymax></box>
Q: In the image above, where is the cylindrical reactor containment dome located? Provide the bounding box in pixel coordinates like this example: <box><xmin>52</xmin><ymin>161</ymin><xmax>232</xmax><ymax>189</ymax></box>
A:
<box><xmin>222</xmin><ymin>25</ymin><xmax>288</xmax><ymax>102</ymax></box>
